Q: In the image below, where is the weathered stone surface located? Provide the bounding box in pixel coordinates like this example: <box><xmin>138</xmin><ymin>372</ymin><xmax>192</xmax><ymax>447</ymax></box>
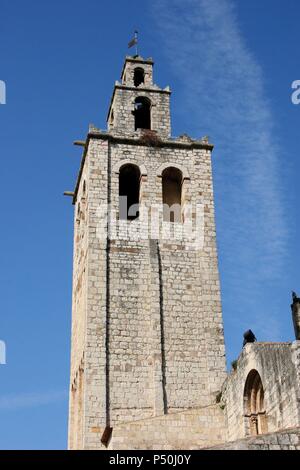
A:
<box><xmin>205</xmin><ymin>426</ymin><xmax>300</xmax><ymax>450</ymax></box>
<box><xmin>109</xmin><ymin>405</ymin><xmax>226</xmax><ymax>450</ymax></box>
<box><xmin>222</xmin><ymin>342</ymin><xmax>300</xmax><ymax>442</ymax></box>
<box><xmin>67</xmin><ymin>54</ymin><xmax>300</xmax><ymax>451</ymax></box>
<box><xmin>68</xmin><ymin>55</ymin><xmax>226</xmax><ymax>450</ymax></box>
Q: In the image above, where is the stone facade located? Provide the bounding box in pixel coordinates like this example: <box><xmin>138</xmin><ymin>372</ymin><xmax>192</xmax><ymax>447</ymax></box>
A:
<box><xmin>110</xmin><ymin>404</ymin><xmax>226</xmax><ymax>450</ymax></box>
<box><xmin>221</xmin><ymin>342</ymin><xmax>300</xmax><ymax>443</ymax></box>
<box><xmin>67</xmin><ymin>54</ymin><xmax>300</xmax><ymax>450</ymax></box>
<box><xmin>107</xmin><ymin>57</ymin><xmax>171</xmax><ymax>138</ymax></box>
<box><xmin>67</xmin><ymin>55</ymin><xmax>227</xmax><ymax>450</ymax></box>
<box><xmin>206</xmin><ymin>426</ymin><xmax>300</xmax><ymax>450</ymax></box>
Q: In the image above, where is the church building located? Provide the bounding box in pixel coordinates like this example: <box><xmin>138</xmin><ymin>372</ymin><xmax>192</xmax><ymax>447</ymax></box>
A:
<box><xmin>65</xmin><ymin>54</ymin><xmax>300</xmax><ymax>450</ymax></box>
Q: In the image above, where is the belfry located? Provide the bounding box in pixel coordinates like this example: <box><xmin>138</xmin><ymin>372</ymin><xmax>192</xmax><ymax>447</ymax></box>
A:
<box><xmin>67</xmin><ymin>54</ymin><xmax>227</xmax><ymax>449</ymax></box>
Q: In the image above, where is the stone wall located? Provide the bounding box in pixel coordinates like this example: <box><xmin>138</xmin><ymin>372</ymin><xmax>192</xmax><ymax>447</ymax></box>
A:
<box><xmin>107</xmin><ymin>56</ymin><xmax>171</xmax><ymax>138</ymax></box>
<box><xmin>222</xmin><ymin>342</ymin><xmax>300</xmax><ymax>442</ymax></box>
<box><xmin>109</xmin><ymin>404</ymin><xmax>226</xmax><ymax>450</ymax></box>
<box><xmin>120</xmin><ymin>57</ymin><xmax>154</xmax><ymax>88</ymax></box>
<box><xmin>68</xmin><ymin>129</ymin><xmax>227</xmax><ymax>449</ymax></box>
<box><xmin>108</xmin><ymin>88</ymin><xmax>171</xmax><ymax>138</ymax></box>
<box><xmin>68</xmin><ymin>161</ymin><xmax>88</xmax><ymax>450</ymax></box>
<box><xmin>207</xmin><ymin>426</ymin><xmax>300</xmax><ymax>450</ymax></box>
<box><xmin>68</xmin><ymin>55</ymin><xmax>227</xmax><ymax>449</ymax></box>
<box><xmin>67</xmin><ymin>54</ymin><xmax>300</xmax><ymax>451</ymax></box>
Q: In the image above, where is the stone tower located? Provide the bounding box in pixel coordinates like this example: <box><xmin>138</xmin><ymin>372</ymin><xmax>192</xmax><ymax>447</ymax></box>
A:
<box><xmin>67</xmin><ymin>55</ymin><xmax>227</xmax><ymax>450</ymax></box>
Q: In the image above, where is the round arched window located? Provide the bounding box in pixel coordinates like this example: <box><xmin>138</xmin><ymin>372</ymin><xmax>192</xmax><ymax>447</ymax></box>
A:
<box><xmin>134</xmin><ymin>97</ymin><xmax>151</xmax><ymax>130</ymax></box>
<box><xmin>119</xmin><ymin>164</ymin><xmax>141</xmax><ymax>220</ymax></box>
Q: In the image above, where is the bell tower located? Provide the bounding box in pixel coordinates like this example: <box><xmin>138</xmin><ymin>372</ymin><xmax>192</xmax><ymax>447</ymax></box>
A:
<box><xmin>107</xmin><ymin>56</ymin><xmax>171</xmax><ymax>137</ymax></box>
<box><xmin>67</xmin><ymin>55</ymin><xmax>226</xmax><ymax>450</ymax></box>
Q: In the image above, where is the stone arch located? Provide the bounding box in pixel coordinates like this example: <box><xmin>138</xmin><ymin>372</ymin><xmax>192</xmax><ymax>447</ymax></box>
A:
<box><xmin>157</xmin><ymin>162</ymin><xmax>190</xmax><ymax>180</ymax></box>
<box><xmin>162</xmin><ymin>167</ymin><xmax>183</xmax><ymax>223</ymax></box>
<box><xmin>244</xmin><ymin>369</ymin><xmax>268</xmax><ymax>436</ymax></box>
<box><xmin>158</xmin><ymin>163</ymin><xmax>190</xmax><ymax>223</ymax></box>
<box><xmin>113</xmin><ymin>160</ymin><xmax>147</xmax><ymax>177</ymax></box>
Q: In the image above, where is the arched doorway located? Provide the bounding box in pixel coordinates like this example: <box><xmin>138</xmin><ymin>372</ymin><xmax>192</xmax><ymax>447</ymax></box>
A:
<box><xmin>244</xmin><ymin>369</ymin><xmax>268</xmax><ymax>436</ymax></box>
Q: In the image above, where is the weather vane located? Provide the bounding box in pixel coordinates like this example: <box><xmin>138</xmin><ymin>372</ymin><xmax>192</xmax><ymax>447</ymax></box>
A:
<box><xmin>128</xmin><ymin>30</ymin><xmax>139</xmax><ymax>56</ymax></box>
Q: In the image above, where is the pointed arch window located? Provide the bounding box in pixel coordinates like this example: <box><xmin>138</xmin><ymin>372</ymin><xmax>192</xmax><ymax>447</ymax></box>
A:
<box><xmin>119</xmin><ymin>164</ymin><xmax>141</xmax><ymax>220</ymax></box>
<box><xmin>244</xmin><ymin>370</ymin><xmax>268</xmax><ymax>436</ymax></box>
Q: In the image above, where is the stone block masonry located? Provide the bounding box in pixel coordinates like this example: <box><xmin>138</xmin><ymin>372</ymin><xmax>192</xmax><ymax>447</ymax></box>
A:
<box><xmin>206</xmin><ymin>426</ymin><xmax>300</xmax><ymax>450</ymax></box>
<box><xmin>222</xmin><ymin>342</ymin><xmax>300</xmax><ymax>443</ymax></box>
<box><xmin>109</xmin><ymin>404</ymin><xmax>226</xmax><ymax>450</ymax></box>
<box><xmin>67</xmin><ymin>54</ymin><xmax>300</xmax><ymax>451</ymax></box>
<box><xmin>67</xmin><ymin>55</ymin><xmax>227</xmax><ymax>449</ymax></box>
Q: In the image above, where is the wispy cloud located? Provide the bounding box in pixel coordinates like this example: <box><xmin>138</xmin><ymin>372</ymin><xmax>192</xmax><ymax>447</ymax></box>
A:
<box><xmin>151</xmin><ymin>0</ymin><xmax>289</xmax><ymax>339</ymax></box>
<box><xmin>0</xmin><ymin>390</ymin><xmax>68</xmax><ymax>411</ymax></box>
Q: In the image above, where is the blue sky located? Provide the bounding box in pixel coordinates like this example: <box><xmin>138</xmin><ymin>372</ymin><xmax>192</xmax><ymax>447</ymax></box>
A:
<box><xmin>0</xmin><ymin>0</ymin><xmax>299</xmax><ymax>449</ymax></box>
